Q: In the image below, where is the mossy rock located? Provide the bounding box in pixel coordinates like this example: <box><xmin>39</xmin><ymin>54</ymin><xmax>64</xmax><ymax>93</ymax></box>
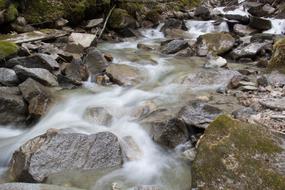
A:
<box><xmin>0</xmin><ymin>41</ymin><xmax>19</xmax><ymax>60</ymax></box>
<box><xmin>118</xmin><ymin>2</ymin><xmax>145</xmax><ymax>18</ymax></box>
<box><xmin>21</xmin><ymin>0</ymin><xmax>101</xmax><ymax>24</ymax></box>
<box><xmin>4</xmin><ymin>3</ymin><xmax>18</xmax><ymax>22</ymax></box>
<box><xmin>192</xmin><ymin>115</ymin><xmax>285</xmax><ymax>190</ymax></box>
<box><xmin>0</xmin><ymin>0</ymin><xmax>6</xmax><ymax>10</ymax></box>
<box><xmin>268</xmin><ymin>38</ymin><xmax>285</xmax><ymax>74</ymax></box>
<box><xmin>196</xmin><ymin>32</ymin><xmax>236</xmax><ymax>56</ymax></box>
<box><xmin>108</xmin><ymin>8</ymin><xmax>136</xmax><ymax>30</ymax></box>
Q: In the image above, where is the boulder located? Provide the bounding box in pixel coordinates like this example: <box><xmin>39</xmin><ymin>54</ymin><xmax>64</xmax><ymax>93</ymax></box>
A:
<box><xmin>0</xmin><ymin>41</ymin><xmax>19</xmax><ymax>60</ymax></box>
<box><xmin>192</xmin><ymin>115</ymin><xmax>285</xmax><ymax>190</ymax></box>
<box><xmin>196</xmin><ymin>32</ymin><xmax>235</xmax><ymax>56</ymax></box>
<box><xmin>14</xmin><ymin>65</ymin><xmax>59</xmax><ymax>86</ymax></box>
<box><xmin>19</xmin><ymin>78</ymin><xmax>53</xmax><ymax>117</ymax></box>
<box><xmin>0</xmin><ymin>68</ymin><xmax>19</xmax><ymax>86</ymax></box>
<box><xmin>9</xmin><ymin>131</ymin><xmax>124</xmax><ymax>182</ymax></box>
<box><xmin>106</xmin><ymin>64</ymin><xmax>144</xmax><ymax>86</ymax></box>
<box><xmin>6</xmin><ymin>54</ymin><xmax>59</xmax><ymax>72</ymax></box>
<box><xmin>0</xmin><ymin>93</ymin><xmax>27</xmax><ymax>125</ymax></box>
<box><xmin>248</xmin><ymin>4</ymin><xmax>275</xmax><ymax>17</ymax></box>
<box><xmin>0</xmin><ymin>183</ymin><xmax>83</xmax><ymax>190</ymax></box>
<box><xmin>83</xmin><ymin>48</ymin><xmax>109</xmax><ymax>81</ymax></box>
<box><xmin>233</xmin><ymin>24</ymin><xmax>257</xmax><ymax>37</ymax></box>
<box><xmin>230</xmin><ymin>42</ymin><xmax>269</xmax><ymax>60</ymax></box>
<box><xmin>204</xmin><ymin>55</ymin><xmax>227</xmax><ymax>68</ymax></box>
<box><xmin>161</xmin><ymin>39</ymin><xmax>189</xmax><ymax>54</ymax></box>
<box><xmin>68</xmin><ymin>33</ymin><xmax>96</xmax><ymax>49</ymax></box>
<box><xmin>224</xmin><ymin>14</ymin><xmax>249</xmax><ymax>24</ymax></box>
<box><xmin>178</xmin><ymin>100</ymin><xmax>222</xmax><ymax>129</ymax></box>
<box><xmin>249</xmin><ymin>16</ymin><xmax>272</xmax><ymax>31</ymax></box>
<box><xmin>268</xmin><ymin>38</ymin><xmax>285</xmax><ymax>73</ymax></box>
<box><xmin>62</xmin><ymin>59</ymin><xmax>89</xmax><ymax>84</ymax></box>
<box><xmin>141</xmin><ymin>109</ymin><xmax>189</xmax><ymax>149</ymax></box>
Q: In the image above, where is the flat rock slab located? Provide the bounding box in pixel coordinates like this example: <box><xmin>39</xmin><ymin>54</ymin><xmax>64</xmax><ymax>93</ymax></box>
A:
<box><xmin>0</xmin><ymin>183</ymin><xmax>83</xmax><ymax>190</ymax></box>
<box><xmin>0</xmin><ymin>29</ymin><xmax>68</xmax><ymax>44</ymax></box>
<box><xmin>9</xmin><ymin>131</ymin><xmax>123</xmax><ymax>182</ymax></box>
<box><xmin>260</xmin><ymin>98</ymin><xmax>285</xmax><ymax>111</ymax></box>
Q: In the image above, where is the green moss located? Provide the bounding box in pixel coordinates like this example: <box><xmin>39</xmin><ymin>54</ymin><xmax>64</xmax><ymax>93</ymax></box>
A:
<box><xmin>119</xmin><ymin>2</ymin><xmax>144</xmax><ymax>18</ymax></box>
<box><xmin>0</xmin><ymin>0</ymin><xmax>5</xmax><ymax>9</ymax></box>
<box><xmin>268</xmin><ymin>38</ymin><xmax>285</xmax><ymax>74</ymax></box>
<box><xmin>0</xmin><ymin>41</ymin><xmax>19</xmax><ymax>60</ymax></box>
<box><xmin>108</xmin><ymin>8</ymin><xmax>131</xmax><ymax>29</ymax></box>
<box><xmin>4</xmin><ymin>4</ymin><xmax>18</xmax><ymax>22</ymax></box>
<box><xmin>192</xmin><ymin>115</ymin><xmax>285</xmax><ymax>190</ymax></box>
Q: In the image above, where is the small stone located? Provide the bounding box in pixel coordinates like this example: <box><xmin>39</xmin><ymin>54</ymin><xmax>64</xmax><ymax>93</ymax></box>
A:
<box><xmin>86</xmin><ymin>18</ymin><xmax>103</xmax><ymax>28</ymax></box>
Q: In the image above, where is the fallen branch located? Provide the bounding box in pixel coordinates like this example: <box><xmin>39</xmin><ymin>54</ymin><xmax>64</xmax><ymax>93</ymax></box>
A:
<box><xmin>98</xmin><ymin>5</ymin><xmax>116</xmax><ymax>39</ymax></box>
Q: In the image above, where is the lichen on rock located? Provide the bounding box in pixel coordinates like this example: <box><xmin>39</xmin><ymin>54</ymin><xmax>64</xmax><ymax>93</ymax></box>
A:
<box><xmin>192</xmin><ymin>115</ymin><xmax>285</xmax><ymax>190</ymax></box>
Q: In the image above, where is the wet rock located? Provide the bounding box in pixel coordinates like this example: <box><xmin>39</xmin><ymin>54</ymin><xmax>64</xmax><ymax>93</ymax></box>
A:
<box><xmin>6</xmin><ymin>54</ymin><xmax>59</xmax><ymax>72</ymax></box>
<box><xmin>161</xmin><ymin>39</ymin><xmax>189</xmax><ymax>54</ymax></box>
<box><xmin>137</xmin><ymin>43</ymin><xmax>154</xmax><ymax>51</ymax></box>
<box><xmin>0</xmin><ymin>41</ymin><xmax>19</xmax><ymax>60</ymax></box>
<box><xmin>106</xmin><ymin>64</ymin><xmax>144</xmax><ymax>86</ymax></box>
<box><xmin>0</xmin><ymin>93</ymin><xmax>27</xmax><ymax>125</ymax></box>
<box><xmin>86</xmin><ymin>18</ymin><xmax>103</xmax><ymax>29</ymax></box>
<box><xmin>268</xmin><ymin>38</ymin><xmax>285</xmax><ymax>73</ymax></box>
<box><xmin>228</xmin><ymin>75</ymin><xmax>248</xmax><ymax>89</ymax></box>
<box><xmin>9</xmin><ymin>131</ymin><xmax>123</xmax><ymax>182</ymax></box>
<box><xmin>192</xmin><ymin>115</ymin><xmax>285</xmax><ymax>190</ymax></box>
<box><xmin>196</xmin><ymin>32</ymin><xmax>235</xmax><ymax>56</ymax></box>
<box><xmin>224</xmin><ymin>14</ymin><xmax>249</xmax><ymax>24</ymax></box>
<box><xmin>0</xmin><ymin>68</ymin><xmax>19</xmax><ymax>86</ymax></box>
<box><xmin>83</xmin><ymin>107</ymin><xmax>113</xmax><ymax>126</ymax></box>
<box><xmin>204</xmin><ymin>55</ymin><xmax>227</xmax><ymax>68</ymax></box>
<box><xmin>178</xmin><ymin>100</ymin><xmax>222</xmax><ymax>129</ymax></box>
<box><xmin>14</xmin><ymin>65</ymin><xmax>59</xmax><ymax>87</ymax></box>
<box><xmin>0</xmin><ymin>183</ymin><xmax>83</xmax><ymax>190</ymax></box>
<box><xmin>142</xmin><ymin>110</ymin><xmax>189</xmax><ymax>149</ymax></box>
<box><xmin>83</xmin><ymin>48</ymin><xmax>109</xmax><ymax>81</ymax></box>
<box><xmin>233</xmin><ymin>24</ymin><xmax>257</xmax><ymax>36</ymax></box>
<box><xmin>122</xmin><ymin>136</ymin><xmax>142</xmax><ymax>161</ymax></box>
<box><xmin>175</xmin><ymin>47</ymin><xmax>195</xmax><ymax>57</ymax></box>
<box><xmin>194</xmin><ymin>6</ymin><xmax>210</xmax><ymax>20</ymax></box>
<box><xmin>182</xmin><ymin>69</ymin><xmax>241</xmax><ymax>90</ymax></box>
<box><xmin>62</xmin><ymin>59</ymin><xmax>89</xmax><ymax>84</ymax></box>
<box><xmin>230</xmin><ymin>42</ymin><xmax>269</xmax><ymax>60</ymax></box>
<box><xmin>259</xmin><ymin>98</ymin><xmax>285</xmax><ymax>111</ymax></box>
<box><xmin>251</xmin><ymin>33</ymin><xmax>276</xmax><ymax>43</ymax></box>
<box><xmin>249</xmin><ymin>16</ymin><xmax>272</xmax><ymax>31</ymax></box>
<box><xmin>160</xmin><ymin>18</ymin><xmax>187</xmax><ymax>34</ymax></box>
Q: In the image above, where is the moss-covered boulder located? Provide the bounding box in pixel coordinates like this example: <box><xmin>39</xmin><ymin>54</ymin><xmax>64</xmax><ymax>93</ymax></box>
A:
<box><xmin>20</xmin><ymin>0</ymin><xmax>101</xmax><ymax>24</ymax></box>
<box><xmin>4</xmin><ymin>3</ymin><xmax>18</xmax><ymax>22</ymax></box>
<box><xmin>196</xmin><ymin>32</ymin><xmax>236</xmax><ymax>56</ymax></box>
<box><xmin>0</xmin><ymin>41</ymin><xmax>19</xmax><ymax>60</ymax></box>
<box><xmin>192</xmin><ymin>115</ymin><xmax>285</xmax><ymax>190</ymax></box>
<box><xmin>108</xmin><ymin>8</ymin><xmax>136</xmax><ymax>30</ymax></box>
<box><xmin>268</xmin><ymin>38</ymin><xmax>285</xmax><ymax>74</ymax></box>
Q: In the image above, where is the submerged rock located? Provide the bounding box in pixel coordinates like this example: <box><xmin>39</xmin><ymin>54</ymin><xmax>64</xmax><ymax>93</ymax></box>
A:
<box><xmin>196</xmin><ymin>32</ymin><xmax>235</xmax><ymax>56</ymax></box>
<box><xmin>9</xmin><ymin>131</ymin><xmax>123</xmax><ymax>182</ymax></box>
<box><xmin>106</xmin><ymin>64</ymin><xmax>144</xmax><ymax>86</ymax></box>
<box><xmin>83</xmin><ymin>107</ymin><xmax>113</xmax><ymax>126</ymax></box>
<box><xmin>192</xmin><ymin>115</ymin><xmax>285</xmax><ymax>190</ymax></box>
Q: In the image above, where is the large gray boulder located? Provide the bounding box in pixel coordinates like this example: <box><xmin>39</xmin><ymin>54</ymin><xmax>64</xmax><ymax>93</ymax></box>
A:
<box><xmin>6</xmin><ymin>54</ymin><xmax>59</xmax><ymax>72</ymax></box>
<box><xmin>9</xmin><ymin>130</ymin><xmax>124</xmax><ymax>182</ymax></box>
<box><xmin>0</xmin><ymin>68</ymin><xmax>19</xmax><ymax>86</ymax></box>
<box><xmin>14</xmin><ymin>65</ymin><xmax>58</xmax><ymax>86</ymax></box>
<box><xmin>0</xmin><ymin>183</ymin><xmax>83</xmax><ymax>190</ymax></box>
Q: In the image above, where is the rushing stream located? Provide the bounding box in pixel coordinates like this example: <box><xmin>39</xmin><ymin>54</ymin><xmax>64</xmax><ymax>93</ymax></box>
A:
<box><xmin>0</xmin><ymin>5</ymin><xmax>284</xmax><ymax>189</ymax></box>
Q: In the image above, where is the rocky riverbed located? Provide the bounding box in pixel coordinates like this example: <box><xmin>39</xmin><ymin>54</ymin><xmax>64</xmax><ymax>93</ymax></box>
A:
<box><xmin>0</xmin><ymin>0</ymin><xmax>285</xmax><ymax>189</ymax></box>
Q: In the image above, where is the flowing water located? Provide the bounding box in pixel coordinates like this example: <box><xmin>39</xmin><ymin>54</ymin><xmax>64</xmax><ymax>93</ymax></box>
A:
<box><xmin>0</xmin><ymin>5</ymin><xmax>282</xmax><ymax>189</ymax></box>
